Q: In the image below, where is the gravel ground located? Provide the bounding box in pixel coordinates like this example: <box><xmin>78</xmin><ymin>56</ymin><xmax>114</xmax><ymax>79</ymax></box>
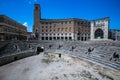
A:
<box><xmin>0</xmin><ymin>53</ymin><xmax>120</xmax><ymax>80</ymax></box>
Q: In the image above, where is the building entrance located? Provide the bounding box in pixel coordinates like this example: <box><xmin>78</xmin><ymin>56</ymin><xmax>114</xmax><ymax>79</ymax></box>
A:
<box><xmin>94</xmin><ymin>29</ymin><xmax>104</xmax><ymax>39</ymax></box>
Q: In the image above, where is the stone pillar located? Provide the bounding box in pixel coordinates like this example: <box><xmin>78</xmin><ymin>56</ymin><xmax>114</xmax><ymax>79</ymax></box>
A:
<box><xmin>104</xmin><ymin>19</ymin><xmax>109</xmax><ymax>40</ymax></box>
<box><xmin>74</xmin><ymin>33</ymin><xmax>77</xmax><ymax>40</ymax></box>
<box><xmin>90</xmin><ymin>21</ymin><xmax>94</xmax><ymax>40</ymax></box>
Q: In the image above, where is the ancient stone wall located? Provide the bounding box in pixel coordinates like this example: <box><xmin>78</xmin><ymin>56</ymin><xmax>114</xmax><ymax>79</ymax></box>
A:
<box><xmin>47</xmin><ymin>52</ymin><xmax>120</xmax><ymax>74</ymax></box>
<box><xmin>0</xmin><ymin>50</ymin><xmax>35</xmax><ymax>66</ymax></box>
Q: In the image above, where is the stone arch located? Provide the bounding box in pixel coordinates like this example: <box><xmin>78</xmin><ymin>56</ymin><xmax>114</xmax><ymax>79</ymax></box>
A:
<box><xmin>36</xmin><ymin>46</ymin><xmax>44</xmax><ymax>54</ymax></box>
<box><xmin>35</xmin><ymin>33</ymin><xmax>39</xmax><ymax>39</ymax></box>
<box><xmin>94</xmin><ymin>28</ymin><xmax>104</xmax><ymax>39</ymax></box>
<box><xmin>14</xmin><ymin>56</ymin><xmax>18</xmax><ymax>61</ymax></box>
<box><xmin>59</xmin><ymin>54</ymin><xmax>61</xmax><ymax>58</ymax></box>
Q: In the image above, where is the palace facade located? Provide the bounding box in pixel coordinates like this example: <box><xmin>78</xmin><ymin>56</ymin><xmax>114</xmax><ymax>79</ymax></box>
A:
<box><xmin>33</xmin><ymin>4</ymin><xmax>109</xmax><ymax>41</ymax></box>
<box><xmin>110</xmin><ymin>29</ymin><xmax>120</xmax><ymax>41</ymax></box>
<box><xmin>0</xmin><ymin>15</ymin><xmax>27</xmax><ymax>41</ymax></box>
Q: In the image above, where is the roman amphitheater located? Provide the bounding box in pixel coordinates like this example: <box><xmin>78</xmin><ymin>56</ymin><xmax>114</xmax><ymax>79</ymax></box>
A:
<box><xmin>0</xmin><ymin>3</ymin><xmax>120</xmax><ymax>80</ymax></box>
<box><xmin>0</xmin><ymin>40</ymin><xmax>120</xmax><ymax>80</ymax></box>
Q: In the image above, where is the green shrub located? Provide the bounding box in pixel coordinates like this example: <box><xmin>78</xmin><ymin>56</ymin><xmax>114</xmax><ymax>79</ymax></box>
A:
<box><xmin>98</xmin><ymin>72</ymin><xmax>114</xmax><ymax>80</ymax></box>
<box><xmin>80</xmin><ymin>70</ymin><xmax>92</xmax><ymax>78</ymax></box>
<box><xmin>80</xmin><ymin>70</ymin><xmax>99</xmax><ymax>80</ymax></box>
<box><xmin>42</xmin><ymin>56</ymin><xmax>53</xmax><ymax>64</ymax></box>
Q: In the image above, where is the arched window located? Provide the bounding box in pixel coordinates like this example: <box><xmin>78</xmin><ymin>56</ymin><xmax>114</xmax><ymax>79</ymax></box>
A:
<box><xmin>34</xmin><ymin>27</ymin><xmax>39</xmax><ymax>33</ymax></box>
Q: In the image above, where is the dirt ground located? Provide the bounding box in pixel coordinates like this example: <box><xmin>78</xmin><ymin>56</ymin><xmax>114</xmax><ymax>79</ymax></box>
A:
<box><xmin>0</xmin><ymin>53</ymin><xmax>120</xmax><ymax>80</ymax></box>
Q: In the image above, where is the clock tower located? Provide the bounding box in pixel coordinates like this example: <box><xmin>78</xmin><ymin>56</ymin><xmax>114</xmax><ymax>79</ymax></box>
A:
<box><xmin>33</xmin><ymin>4</ymin><xmax>41</xmax><ymax>39</ymax></box>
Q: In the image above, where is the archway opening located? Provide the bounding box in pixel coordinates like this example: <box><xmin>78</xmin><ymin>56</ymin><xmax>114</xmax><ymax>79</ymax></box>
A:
<box><xmin>14</xmin><ymin>56</ymin><xmax>18</xmax><ymax>61</ymax></box>
<box><xmin>59</xmin><ymin>54</ymin><xmax>61</xmax><ymax>58</ymax></box>
<box><xmin>35</xmin><ymin>33</ymin><xmax>39</xmax><ymax>40</ymax></box>
<box><xmin>94</xmin><ymin>29</ymin><xmax>104</xmax><ymax>39</ymax></box>
<box><xmin>36</xmin><ymin>46</ymin><xmax>44</xmax><ymax>54</ymax></box>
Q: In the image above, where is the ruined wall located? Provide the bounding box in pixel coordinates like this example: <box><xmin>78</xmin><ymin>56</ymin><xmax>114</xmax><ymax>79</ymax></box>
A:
<box><xmin>0</xmin><ymin>50</ymin><xmax>35</xmax><ymax>66</ymax></box>
<box><xmin>47</xmin><ymin>52</ymin><xmax>120</xmax><ymax>74</ymax></box>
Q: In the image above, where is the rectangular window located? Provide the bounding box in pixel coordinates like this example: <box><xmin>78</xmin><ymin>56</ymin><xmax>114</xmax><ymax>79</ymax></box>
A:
<box><xmin>35</xmin><ymin>6</ymin><xmax>38</xmax><ymax>10</ymax></box>
<box><xmin>65</xmin><ymin>37</ymin><xmax>67</xmax><ymax>40</ymax></box>
<box><xmin>69</xmin><ymin>37</ymin><xmax>72</xmax><ymax>40</ymax></box>
<box><xmin>69</xmin><ymin>21</ymin><xmax>71</xmax><ymax>24</ymax></box>
<box><xmin>65</xmin><ymin>28</ymin><xmax>67</xmax><ymax>31</ymax></box>
<box><xmin>61</xmin><ymin>28</ymin><xmax>64</xmax><ymax>31</ymax></box>
<box><xmin>81</xmin><ymin>37</ymin><xmax>83</xmax><ymax>41</ymax></box>
<box><xmin>49</xmin><ymin>22</ymin><xmax>51</xmax><ymax>25</ymax></box>
<box><xmin>54</xmin><ymin>24</ymin><xmax>56</xmax><ymax>27</ymax></box>
<box><xmin>42</xmin><ymin>37</ymin><xmax>44</xmax><ymax>40</ymax></box>
<box><xmin>57</xmin><ymin>37</ymin><xmax>60</xmax><ymax>40</ymax></box>
<box><xmin>69</xmin><ymin>27</ymin><xmax>71</xmax><ymax>31</ymax></box>
<box><xmin>4</xmin><ymin>28</ymin><xmax>7</xmax><ymax>32</ymax></box>
<box><xmin>57</xmin><ymin>28</ymin><xmax>60</xmax><ymax>31</ymax></box>
<box><xmin>41</xmin><ymin>22</ymin><xmax>44</xmax><ymax>24</ymax></box>
<box><xmin>61</xmin><ymin>37</ymin><xmax>64</xmax><ymax>40</ymax></box>
<box><xmin>46</xmin><ymin>37</ymin><xmax>48</xmax><ymax>40</ymax></box>
<box><xmin>53</xmin><ymin>37</ymin><xmax>56</xmax><ymax>40</ymax></box>
<box><xmin>65</xmin><ymin>21</ymin><xmax>67</xmax><ymax>24</ymax></box>
<box><xmin>49</xmin><ymin>37</ymin><xmax>52</xmax><ymax>40</ymax></box>
<box><xmin>81</xmin><ymin>22</ymin><xmax>83</xmax><ymax>25</ymax></box>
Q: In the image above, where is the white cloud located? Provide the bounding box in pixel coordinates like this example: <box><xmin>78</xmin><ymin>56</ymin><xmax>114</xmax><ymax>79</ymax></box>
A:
<box><xmin>23</xmin><ymin>22</ymin><xmax>28</xmax><ymax>27</ymax></box>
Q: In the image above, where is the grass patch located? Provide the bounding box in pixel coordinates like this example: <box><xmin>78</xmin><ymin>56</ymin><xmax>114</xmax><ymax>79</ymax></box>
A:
<box><xmin>80</xmin><ymin>70</ymin><xmax>92</xmax><ymax>78</ymax></box>
<box><xmin>80</xmin><ymin>70</ymin><xmax>99</xmax><ymax>80</ymax></box>
<box><xmin>42</xmin><ymin>56</ymin><xmax>53</xmax><ymax>64</ymax></box>
<box><xmin>111</xmin><ymin>71</ymin><xmax>120</xmax><ymax>78</ymax></box>
<box><xmin>98</xmin><ymin>72</ymin><xmax>114</xmax><ymax>80</ymax></box>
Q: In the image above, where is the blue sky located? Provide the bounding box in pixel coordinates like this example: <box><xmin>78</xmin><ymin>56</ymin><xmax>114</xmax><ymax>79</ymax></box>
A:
<box><xmin>0</xmin><ymin>0</ymin><xmax>120</xmax><ymax>32</ymax></box>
